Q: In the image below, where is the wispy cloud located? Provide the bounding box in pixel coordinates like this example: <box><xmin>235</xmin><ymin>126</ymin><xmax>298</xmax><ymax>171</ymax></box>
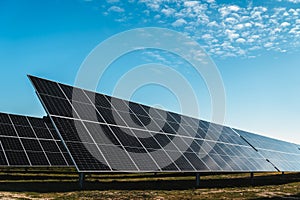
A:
<box><xmin>108</xmin><ymin>6</ymin><xmax>124</xmax><ymax>12</ymax></box>
<box><xmin>278</xmin><ymin>0</ymin><xmax>300</xmax><ymax>3</ymax></box>
<box><xmin>172</xmin><ymin>18</ymin><xmax>187</xmax><ymax>27</ymax></box>
<box><xmin>94</xmin><ymin>0</ymin><xmax>300</xmax><ymax>58</ymax></box>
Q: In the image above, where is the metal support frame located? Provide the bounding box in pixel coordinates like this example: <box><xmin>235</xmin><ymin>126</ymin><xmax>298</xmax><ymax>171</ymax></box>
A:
<box><xmin>250</xmin><ymin>172</ymin><xmax>254</xmax><ymax>185</ymax></box>
<box><xmin>79</xmin><ymin>172</ymin><xmax>85</xmax><ymax>189</ymax></box>
<box><xmin>196</xmin><ymin>173</ymin><xmax>200</xmax><ymax>188</ymax></box>
<box><xmin>281</xmin><ymin>171</ymin><xmax>285</xmax><ymax>180</ymax></box>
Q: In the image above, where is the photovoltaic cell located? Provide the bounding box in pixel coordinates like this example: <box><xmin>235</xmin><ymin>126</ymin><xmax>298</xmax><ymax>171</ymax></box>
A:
<box><xmin>29</xmin><ymin>76</ymin><xmax>279</xmax><ymax>172</ymax></box>
<box><xmin>0</xmin><ymin>112</ymin><xmax>73</xmax><ymax>167</ymax></box>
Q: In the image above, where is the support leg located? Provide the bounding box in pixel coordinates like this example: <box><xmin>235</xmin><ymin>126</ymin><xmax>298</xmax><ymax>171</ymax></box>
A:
<box><xmin>196</xmin><ymin>173</ymin><xmax>200</xmax><ymax>188</ymax></box>
<box><xmin>281</xmin><ymin>171</ymin><xmax>285</xmax><ymax>180</ymax></box>
<box><xmin>250</xmin><ymin>172</ymin><xmax>254</xmax><ymax>185</ymax></box>
<box><xmin>79</xmin><ymin>172</ymin><xmax>85</xmax><ymax>189</ymax></box>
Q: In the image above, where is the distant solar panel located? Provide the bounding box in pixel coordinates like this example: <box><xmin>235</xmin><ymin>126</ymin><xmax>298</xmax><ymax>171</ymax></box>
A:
<box><xmin>0</xmin><ymin>112</ymin><xmax>73</xmax><ymax>166</ymax></box>
<box><xmin>29</xmin><ymin>76</ymin><xmax>276</xmax><ymax>172</ymax></box>
<box><xmin>234</xmin><ymin>129</ymin><xmax>300</xmax><ymax>172</ymax></box>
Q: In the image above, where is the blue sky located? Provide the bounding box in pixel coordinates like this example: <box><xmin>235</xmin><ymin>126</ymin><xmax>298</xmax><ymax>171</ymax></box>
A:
<box><xmin>0</xmin><ymin>0</ymin><xmax>300</xmax><ymax>143</ymax></box>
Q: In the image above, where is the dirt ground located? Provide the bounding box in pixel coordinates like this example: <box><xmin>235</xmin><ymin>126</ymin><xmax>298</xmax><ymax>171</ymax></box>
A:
<box><xmin>0</xmin><ymin>170</ymin><xmax>299</xmax><ymax>199</ymax></box>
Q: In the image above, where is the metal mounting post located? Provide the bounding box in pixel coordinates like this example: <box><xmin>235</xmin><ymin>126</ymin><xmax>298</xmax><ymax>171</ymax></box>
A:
<box><xmin>79</xmin><ymin>172</ymin><xmax>85</xmax><ymax>189</ymax></box>
<box><xmin>250</xmin><ymin>172</ymin><xmax>254</xmax><ymax>185</ymax></box>
<box><xmin>281</xmin><ymin>171</ymin><xmax>285</xmax><ymax>180</ymax></box>
<box><xmin>196</xmin><ymin>173</ymin><xmax>200</xmax><ymax>188</ymax></box>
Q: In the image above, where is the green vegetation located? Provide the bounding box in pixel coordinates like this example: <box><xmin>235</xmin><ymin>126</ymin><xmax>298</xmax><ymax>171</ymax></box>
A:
<box><xmin>0</xmin><ymin>168</ymin><xmax>299</xmax><ymax>199</ymax></box>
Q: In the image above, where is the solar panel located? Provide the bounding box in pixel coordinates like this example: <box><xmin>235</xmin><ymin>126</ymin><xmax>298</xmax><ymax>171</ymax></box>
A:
<box><xmin>29</xmin><ymin>75</ymin><xmax>277</xmax><ymax>172</ymax></box>
<box><xmin>233</xmin><ymin>129</ymin><xmax>300</xmax><ymax>172</ymax></box>
<box><xmin>0</xmin><ymin>112</ymin><xmax>73</xmax><ymax>167</ymax></box>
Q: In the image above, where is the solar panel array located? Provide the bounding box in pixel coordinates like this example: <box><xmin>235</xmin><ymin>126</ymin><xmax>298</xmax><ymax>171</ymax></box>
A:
<box><xmin>29</xmin><ymin>76</ymin><xmax>277</xmax><ymax>172</ymax></box>
<box><xmin>0</xmin><ymin>112</ymin><xmax>73</xmax><ymax>167</ymax></box>
<box><xmin>234</xmin><ymin>129</ymin><xmax>300</xmax><ymax>172</ymax></box>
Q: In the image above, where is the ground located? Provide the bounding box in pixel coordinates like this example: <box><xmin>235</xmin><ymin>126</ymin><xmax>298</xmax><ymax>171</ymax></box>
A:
<box><xmin>0</xmin><ymin>168</ymin><xmax>299</xmax><ymax>199</ymax></box>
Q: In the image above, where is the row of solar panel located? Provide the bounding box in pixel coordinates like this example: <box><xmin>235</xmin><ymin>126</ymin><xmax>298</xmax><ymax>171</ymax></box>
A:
<box><xmin>35</xmin><ymin>85</ymin><xmax>249</xmax><ymax>149</ymax></box>
<box><xmin>29</xmin><ymin>76</ymin><xmax>274</xmax><ymax>172</ymax></box>
<box><xmin>51</xmin><ymin>116</ymin><xmax>274</xmax><ymax>171</ymax></box>
<box><xmin>29</xmin><ymin>76</ymin><xmax>300</xmax><ymax>172</ymax></box>
<box><xmin>0</xmin><ymin>112</ymin><xmax>73</xmax><ymax>166</ymax></box>
<box><xmin>0</xmin><ymin>75</ymin><xmax>299</xmax><ymax>173</ymax></box>
<box><xmin>235</xmin><ymin>129</ymin><xmax>300</xmax><ymax>172</ymax></box>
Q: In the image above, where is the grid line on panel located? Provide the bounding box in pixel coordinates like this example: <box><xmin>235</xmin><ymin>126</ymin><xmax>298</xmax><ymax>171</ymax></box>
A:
<box><xmin>129</xmin><ymin>108</ymin><xmax>196</xmax><ymax>170</ymax></box>
<box><xmin>48</xmin><ymin>115</ymin><xmax>80</xmax><ymax>168</ymax></box>
<box><xmin>26</xmin><ymin>117</ymin><xmax>52</xmax><ymax>166</ymax></box>
<box><xmin>0</xmin><ymin>141</ymin><xmax>9</xmax><ymax>166</ymax></box>
<box><xmin>47</xmin><ymin>112</ymin><xmax>265</xmax><ymax>151</ymax></box>
<box><xmin>44</xmin><ymin>121</ymin><xmax>70</xmax><ymax>166</ymax></box>
<box><xmin>64</xmin><ymin>141</ymin><xmax>111</xmax><ymax>171</ymax></box>
<box><xmin>115</xmin><ymin>100</ymin><xmax>183</xmax><ymax>170</ymax></box>
<box><xmin>100</xmin><ymin>94</ymin><xmax>163</xmax><ymax>171</ymax></box>
<box><xmin>0</xmin><ymin>113</ymin><xmax>11</xmax><ymax>125</ymax></box>
<box><xmin>47</xmin><ymin>112</ymin><xmax>268</xmax><ymax>171</ymax></box>
<box><xmin>231</xmin><ymin>128</ymin><xmax>293</xmax><ymax>171</ymax></box>
<box><xmin>67</xmin><ymin>86</ymin><xmax>184</xmax><ymax>170</ymax></box>
<box><xmin>50</xmin><ymin>114</ymin><xmax>264</xmax><ymax>157</ymax></box>
<box><xmin>32</xmin><ymin>77</ymin><xmax>98</xmax><ymax>169</ymax></box>
<box><xmin>56</xmin><ymin>83</ymin><xmax>113</xmax><ymax>171</ymax></box>
<box><xmin>29</xmin><ymin>76</ymin><xmax>292</xmax><ymax>172</ymax></box>
<box><xmin>82</xmin><ymin>88</ymin><xmax>140</xmax><ymax>171</ymax></box>
<box><xmin>0</xmin><ymin>123</ymin><xmax>18</xmax><ymax>137</ymax></box>
<box><xmin>143</xmin><ymin>108</ymin><xmax>197</xmax><ymax>171</ymax></box>
<box><xmin>7</xmin><ymin>115</ymin><xmax>32</xmax><ymax>166</ymax></box>
<box><xmin>0</xmin><ymin>111</ymin><xmax>73</xmax><ymax>167</ymax></box>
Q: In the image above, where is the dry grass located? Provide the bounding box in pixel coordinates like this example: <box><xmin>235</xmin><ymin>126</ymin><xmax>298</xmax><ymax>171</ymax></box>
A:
<box><xmin>0</xmin><ymin>168</ymin><xmax>299</xmax><ymax>199</ymax></box>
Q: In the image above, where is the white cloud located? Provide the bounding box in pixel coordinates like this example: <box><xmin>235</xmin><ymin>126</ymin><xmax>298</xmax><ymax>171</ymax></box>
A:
<box><xmin>282</xmin><ymin>0</ymin><xmax>300</xmax><ymax>3</ymax></box>
<box><xmin>236</xmin><ymin>38</ymin><xmax>246</xmax><ymax>43</ymax></box>
<box><xmin>108</xmin><ymin>6</ymin><xmax>124</xmax><ymax>12</ymax></box>
<box><xmin>251</xmin><ymin>35</ymin><xmax>260</xmax><ymax>39</ymax></box>
<box><xmin>234</xmin><ymin>24</ymin><xmax>244</xmax><ymax>30</ymax></box>
<box><xmin>254</xmin><ymin>22</ymin><xmax>265</xmax><ymax>28</ymax></box>
<box><xmin>264</xmin><ymin>42</ymin><xmax>273</xmax><ymax>48</ymax></box>
<box><xmin>161</xmin><ymin>8</ymin><xmax>176</xmax><ymax>16</ymax></box>
<box><xmin>228</xmin><ymin>5</ymin><xmax>240</xmax><ymax>12</ymax></box>
<box><xmin>225</xmin><ymin>29</ymin><xmax>239</xmax><ymax>40</ymax></box>
<box><xmin>249</xmin><ymin>46</ymin><xmax>260</xmax><ymax>51</ymax></box>
<box><xmin>289</xmin><ymin>26</ymin><xmax>300</xmax><ymax>35</ymax></box>
<box><xmin>202</xmin><ymin>34</ymin><xmax>213</xmax><ymax>39</ymax></box>
<box><xmin>225</xmin><ymin>17</ymin><xmax>238</xmax><ymax>24</ymax></box>
<box><xmin>207</xmin><ymin>21</ymin><xmax>218</xmax><ymax>27</ymax></box>
<box><xmin>244</xmin><ymin>22</ymin><xmax>252</xmax><ymax>27</ymax></box>
<box><xmin>288</xmin><ymin>8</ymin><xmax>299</xmax><ymax>15</ymax></box>
<box><xmin>172</xmin><ymin>18</ymin><xmax>187</xmax><ymax>27</ymax></box>
<box><xmin>184</xmin><ymin>1</ymin><xmax>199</xmax><ymax>7</ymax></box>
<box><xmin>219</xmin><ymin>5</ymin><xmax>240</xmax><ymax>17</ymax></box>
<box><xmin>206</xmin><ymin>0</ymin><xmax>215</xmax><ymax>3</ymax></box>
<box><xmin>98</xmin><ymin>0</ymin><xmax>300</xmax><ymax>58</ymax></box>
<box><xmin>241</xmin><ymin>31</ymin><xmax>250</xmax><ymax>37</ymax></box>
<box><xmin>280</xmin><ymin>22</ymin><xmax>291</xmax><ymax>27</ymax></box>
<box><xmin>283</xmin><ymin>11</ymin><xmax>290</xmax><ymax>16</ymax></box>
